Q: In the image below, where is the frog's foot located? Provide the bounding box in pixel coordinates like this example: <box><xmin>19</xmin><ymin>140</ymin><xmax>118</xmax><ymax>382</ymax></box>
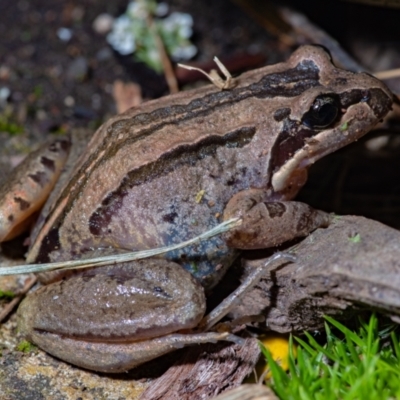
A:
<box><xmin>198</xmin><ymin>252</ymin><xmax>295</xmax><ymax>331</ymax></box>
<box><xmin>20</xmin><ymin>330</ymin><xmax>241</xmax><ymax>373</ymax></box>
<box><xmin>0</xmin><ymin>138</ymin><xmax>70</xmax><ymax>242</ymax></box>
<box><xmin>223</xmin><ymin>190</ymin><xmax>331</xmax><ymax>249</ymax></box>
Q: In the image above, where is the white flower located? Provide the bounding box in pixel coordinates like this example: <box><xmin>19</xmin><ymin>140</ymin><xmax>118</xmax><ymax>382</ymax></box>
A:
<box><xmin>178</xmin><ymin>25</ymin><xmax>193</xmax><ymax>39</ymax></box>
<box><xmin>163</xmin><ymin>12</ymin><xmax>193</xmax><ymax>37</ymax></box>
<box><xmin>171</xmin><ymin>44</ymin><xmax>197</xmax><ymax>60</ymax></box>
<box><xmin>155</xmin><ymin>2</ymin><xmax>169</xmax><ymax>17</ymax></box>
<box><xmin>107</xmin><ymin>15</ymin><xmax>136</xmax><ymax>55</ymax></box>
<box><xmin>127</xmin><ymin>1</ymin><xmax>149</xmax><ymax>19</ymax></box>
<box><xmin>107</xmin><ymin>2</ymin><xmax>196</xmax><ymax>63</ymax></box>
<box><xmin>147</xmin><ymin>48</ymin><xmax>161</xmax><ymax>65</ymax></box>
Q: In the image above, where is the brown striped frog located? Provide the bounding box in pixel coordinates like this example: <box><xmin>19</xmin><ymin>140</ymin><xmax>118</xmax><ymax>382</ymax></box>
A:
<box><xmin>0</xmin><ymin>46</ymin><xmax>392</xmax><ymax>372</ymax></box>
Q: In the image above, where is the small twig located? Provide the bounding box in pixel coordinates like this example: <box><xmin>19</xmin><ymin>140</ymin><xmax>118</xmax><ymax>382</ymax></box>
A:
<box><xmin>0</xmin><ymin>218</ymin><xmax>241</xmax><ymax>276</ymax></box>
<box><xmin>0</xmin><ymin>275</ymin><xmax>37</xmax><ymax>323</ymax></box>
<box><xmin>178</xmin><ymin>57</ymin><xmax>236</xmax><ymax>90</ymax></box>
<box><xmin>375</xmin><ymin>68</ymin><xmax>400</xmax><ymax>80</ymax></box>
<box><xmin>280</xmin><ymin>7</ymin><xmax>364</xmax><ymax>72</ymax></box>
<box><xmin>198</xmin><ymin>253</ymin><xmax>295</xmax><ymax>331</ymax></box>
<box><xmin>258</xmin><ymin>369</ymin><xmax>270</xmax><ymax>384</ymax></box>
<box><xmin>147</xmin><ymin>15</ymin><xmax>179</xmax><ymax>93</ymax></box>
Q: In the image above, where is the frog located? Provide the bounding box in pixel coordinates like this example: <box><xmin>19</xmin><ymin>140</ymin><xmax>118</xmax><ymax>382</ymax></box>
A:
<box><xmin>0</xmin><ymin>45</ymin><xmax>392</xmax><ymax>373</ymax></box>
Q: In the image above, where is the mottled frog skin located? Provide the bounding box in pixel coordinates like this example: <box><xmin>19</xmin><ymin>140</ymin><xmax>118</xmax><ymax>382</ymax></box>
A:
<box><xmin>0</xmin><ymin>46</ymin><xmax>392</xmax><ymax>372</ymax></box>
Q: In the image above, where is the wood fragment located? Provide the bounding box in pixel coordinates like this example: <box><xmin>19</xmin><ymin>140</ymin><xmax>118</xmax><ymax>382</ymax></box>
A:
<box><xmin>231</xmin><ymin>216</ymin><xmax>400</xmax><ymax>332</ymax></box>
<box><xmin>112</xmin><ymin>80</ymin><xmax>142</xmax><ymax>114</ymax></box>
<box><xmin>140</xmin><ymin>338</ymin><xmax>260</xmax><ymax>400</ymax></box>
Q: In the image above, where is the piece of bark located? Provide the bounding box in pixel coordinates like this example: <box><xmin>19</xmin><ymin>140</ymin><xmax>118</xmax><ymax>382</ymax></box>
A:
<box><xmin>140</xmin><ymin>338</ymin><xmax>260</xmax><ymax>400</ymax></box>
<box><xmin>231</xmin><ymin>215</ymin><xmax>400</xmax><ymax>332</ymax></box>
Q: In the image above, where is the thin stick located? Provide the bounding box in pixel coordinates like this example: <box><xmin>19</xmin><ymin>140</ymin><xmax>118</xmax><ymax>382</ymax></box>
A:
<box><xmin>0</xmin><ymin>218</ymin><xmax>241</xmax><ymax>276</ymax></box>
<box><xmin>0</xmin><ymin>275</ymin><xmax>37</xmax><ymax>323</ymax></box>
<box><xmin>147</xmin><ymin>15</ymin><xmax>179</xmax><ymax>93</ymax></box>
<box><xmin>178</xmin><ymin>57</ymin><xmax>236</xmax><ymax>90</ymax></box>
<box><xmin>375</xmin><ymin>68</ymin><xmax>400</xmax><ymax>80</ymax></box>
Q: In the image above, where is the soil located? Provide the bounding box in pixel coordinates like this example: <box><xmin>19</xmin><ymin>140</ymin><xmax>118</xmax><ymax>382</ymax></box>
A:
<box><xmin>0</xmin><ymin>0</ymin><xmax>275</xmax><ymax>147</ymax></box>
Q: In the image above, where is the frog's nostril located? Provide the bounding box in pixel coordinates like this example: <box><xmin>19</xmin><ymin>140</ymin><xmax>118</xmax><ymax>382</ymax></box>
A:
<box><xmin>367</xmin><ymin>88</ymin><xmax>393</xmax><ymax>119</ymax></box>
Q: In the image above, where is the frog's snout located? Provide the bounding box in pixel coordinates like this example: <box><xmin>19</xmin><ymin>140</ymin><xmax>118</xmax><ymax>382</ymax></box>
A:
<box><xmin>365</xmin><ymin>87</ymin><xmax>393</xmax><ymax>121</ymax></box>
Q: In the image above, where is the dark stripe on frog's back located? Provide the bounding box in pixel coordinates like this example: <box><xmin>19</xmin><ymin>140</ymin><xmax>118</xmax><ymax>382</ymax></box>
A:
<box><xmin>34</xmin><ymin>61</ymin><xmax>321</xmax><ymax>260</ymax></box>
<box><xmin>88</xmin><ymin>126</ymin><xmax>256</xmax><ymax>235</ymax></box>
<box><xmin>63</xmin><ymin>61</ymin><xmax>320</xmax><ymax>210</ymax></box>
<box><xmin>106</xmin><ymin>60</ymin><xmax>321</xmax><ymax>154</ymax></box>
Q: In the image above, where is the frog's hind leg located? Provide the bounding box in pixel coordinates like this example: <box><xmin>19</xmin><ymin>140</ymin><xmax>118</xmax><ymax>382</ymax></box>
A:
<box><xmin>0</xmin><ymin>137</ymin><xmax>70</xmax><ymax>242</ymax></box>
<box><xmin>17</xmin><ymin>258</ymin><xmax>243</xmax><ymax>373</ymax></box>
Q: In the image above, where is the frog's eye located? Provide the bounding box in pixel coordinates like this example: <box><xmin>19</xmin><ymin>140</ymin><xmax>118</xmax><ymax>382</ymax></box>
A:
<box><xmin>302</xmin><ymin>95</ymin><xmax>340</xmax><ymax>129</ymax></box>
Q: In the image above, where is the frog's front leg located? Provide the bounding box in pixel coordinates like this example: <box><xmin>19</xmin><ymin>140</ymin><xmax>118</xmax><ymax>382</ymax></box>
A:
<box><xmin>223</xmin><ymin>189</ymin><xmax>331</xmax><ymax>249</ymax></box>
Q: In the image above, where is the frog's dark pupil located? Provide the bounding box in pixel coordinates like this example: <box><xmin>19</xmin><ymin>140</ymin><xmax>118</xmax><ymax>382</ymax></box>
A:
<box><xmin>302</xmin><ymin>95</ymin><xmax>340</xmax><ymax>129</ymax></box>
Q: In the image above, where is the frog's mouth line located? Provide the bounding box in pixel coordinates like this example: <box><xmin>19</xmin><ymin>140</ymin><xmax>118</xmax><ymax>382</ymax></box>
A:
<box><xmin>271</xmin><ymin>101</ymin><xmax>384</xmax><ymax>194</ymax></box>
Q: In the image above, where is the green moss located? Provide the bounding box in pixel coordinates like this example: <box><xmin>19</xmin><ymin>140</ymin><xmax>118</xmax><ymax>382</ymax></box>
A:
<box><xmin>0</xmin><ymin>290</ymin><xmax>15</xmax><ymax>300</ymax></box>
<box><xmin>348</xmin><ymin>233</ymin><xmax>361</xmax><ymax>243</ymax></box>
<box><xmin>0</xmin><ymin>115</ymin><xmax>24</xmax><ymax>135</ymax></box>
<box><xmin>262</xmin><ymin>314</ymin><xmax>400</xmax><ymax>400</ymax></box>
<box><xmin>16</xmin><ymin>341</ymin><xmax>37</xmax><ymax>353</ymax></box>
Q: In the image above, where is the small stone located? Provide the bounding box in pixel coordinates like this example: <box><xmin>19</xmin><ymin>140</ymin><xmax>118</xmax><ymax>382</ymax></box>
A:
<box><xmin>57</xmin><ymin>27</ymin><xmax>73</xmax><ymax>42</ymax></box>
<box><xmin>0</xmin><ymin>87</ymin><xmax>10</xmax><ymax>101</ymax></box>
<box><xmin>0</xmin><ymin>65</ymin><xmax>11</xmax><ymax>80</ymax></box>
<box><xmin>66</xmin><ymin>57</ymin><xmax>88</xmax><ymax>81</ymax></box>
<box><xmin>64</xmin><ymin>96</ymin><xmax>75</xmax><ymax>107</ymax></box>
<box><xmin>92</xmin><ymin>13</ymin><xmax>114</xmax><ymax>35</ymax></box>
<box><xmin>96</xmin><ymin>47</ymin><xmax>113</xmax><ymax>61</ymax></box>
<box><xmin>36</xmin><ymin>109</ymin><xmax>47</xmax><ymax>121</ymax></box>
